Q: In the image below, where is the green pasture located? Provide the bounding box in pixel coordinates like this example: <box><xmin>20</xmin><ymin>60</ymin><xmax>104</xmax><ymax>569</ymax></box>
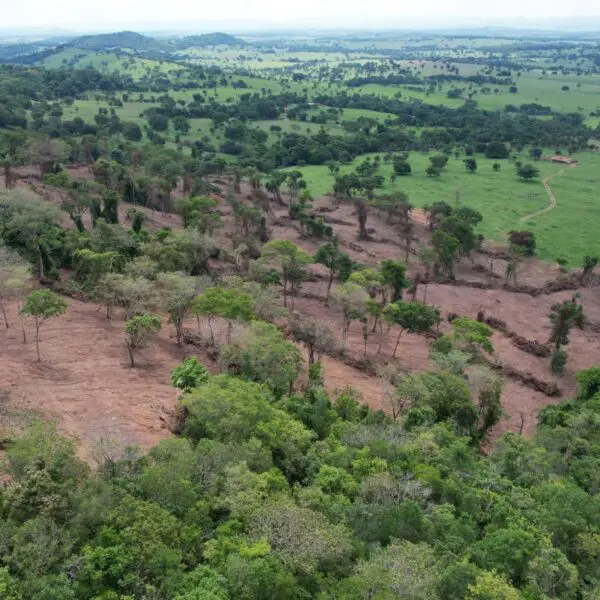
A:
<box><xmin>289</xmin><ymin>151</ymin><xmax>600</xmax><ymax>265</ymax></box>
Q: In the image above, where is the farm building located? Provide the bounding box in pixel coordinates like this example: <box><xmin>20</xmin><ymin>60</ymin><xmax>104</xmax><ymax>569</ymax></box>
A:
<box><xmin>550</xmin><ymin>155</ymin><xmax>577</xmax><ymax>165</ymax></box>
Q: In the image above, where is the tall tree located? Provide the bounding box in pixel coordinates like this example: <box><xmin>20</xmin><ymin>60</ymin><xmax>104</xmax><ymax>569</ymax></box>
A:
<box><xmin>20</xmin><ymin>290</ymin><xmax>68</xmax><ymax>361</ymax></box>
<box><xmin>125</xmin><ymin>314</ymin><xmax>162</xmax><ymax>367</ymax></box>
<box><xmin>383</xmin><ymin>301</ymin><xmax>440</xmax><ymax>358</ymax></box>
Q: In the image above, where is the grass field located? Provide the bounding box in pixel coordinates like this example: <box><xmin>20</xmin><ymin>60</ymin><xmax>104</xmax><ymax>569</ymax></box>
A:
<box><xmin>288</xmin><ymin>151</ymin><xmax>600</xmax><ymax>265</ymax></box>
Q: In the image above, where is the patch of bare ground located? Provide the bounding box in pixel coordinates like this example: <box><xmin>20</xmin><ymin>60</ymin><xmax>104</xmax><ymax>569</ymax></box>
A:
<box><xmin>0</xmin><ymin>299</ymin><xmax>198</xmax><ymax>453</ymax></box>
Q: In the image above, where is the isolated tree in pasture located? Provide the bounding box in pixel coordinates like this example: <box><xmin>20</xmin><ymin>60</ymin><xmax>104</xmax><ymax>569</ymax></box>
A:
<box><xmin>262</xmin><ymin>240</ymin><xmax>312</xmax><ymax>308</ymax></box>
<box><xmin>393</xmin><ymin>155</ymin><xmax>412</xmax><ymax>176</ymax></box>
<box><xmin>156</xmin><ymin>272</ymin><xmax>199</xmax><ymax>347</ymax></box>
<box><xmin>331</xmin><ymin>282</ymin><xmax>369</xmax><ymax>348</ymax></box>
<box><xmin>0</xmin><ymin>246</ymin><xmax>30</xmax><ymax>330</ymax></box>
<box><xmin>516</xmin><ymin>164</ymin><xmax>540</xmax><ymax>181</ymax></box>
<box><xmin>529</xmin><ymin>147</ymin><xmax>543</xmax><ymax>160</ymax></box>
<box><xmin>463</xmin><ymin>158</ymin><xmax>477</xmax><ymax>172</ymax></box>
<box><xmin>289</xmin><ymin>314</ymin><xmax>339</xmax><ymax>365</ymax></box>
<box><xmin>20</xmin><ymin>290</ymin><xmax>67</xmax><ymax>361</ymax></box>
<box><xmin>508</xmin><ymin>230</ymin><xmax>536</xmax><ymax>257</ymax></box>
<box><xmin>314</xmin><ymin>238</ymin><xmax>352</xmax><ymax>302</ymax></box>
<box><xmin>124</xmin><ymin>314</ymin><xmax>162</xmax><ymax>367</ymax></box>
<box><xmin>429</xmin><ymin>154</ymin><xmax>449</xmax><ymax>170</ymax></box>
<box><xmin>383</xmin><ymin>301</ymin><xmax>440</xmax><ymax>358</ymax></box>
<box><xmin>492</xmin><ymin>162</ymin><xmax>501</xmax><ymax>172</ymax></box>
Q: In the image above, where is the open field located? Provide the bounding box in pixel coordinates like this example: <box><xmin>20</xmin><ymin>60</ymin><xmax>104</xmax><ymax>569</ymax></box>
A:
<box><xmin>290</xmin><ymin>151</ymin><xmax>600</xmax><ymax>265</ymax></box>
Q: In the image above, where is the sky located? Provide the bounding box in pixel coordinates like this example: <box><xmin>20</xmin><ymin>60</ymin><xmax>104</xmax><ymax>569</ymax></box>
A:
<box><xmin>3</xmin><ymin>0</ymin><xmax>600</xmax><ymax>31</ymax></box>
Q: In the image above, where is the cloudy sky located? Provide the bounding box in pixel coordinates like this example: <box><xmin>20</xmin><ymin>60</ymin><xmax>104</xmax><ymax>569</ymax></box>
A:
<box><xmin>3</xmin><ymin>0</ymin><xmax>600</xmax><ymax>30</ymax></box>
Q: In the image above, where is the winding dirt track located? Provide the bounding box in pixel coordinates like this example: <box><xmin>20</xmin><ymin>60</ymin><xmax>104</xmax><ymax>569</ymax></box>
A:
<box><xmin>519</xmin><ymin>169</ymin><xmax>563</xmax><ymax>224</ymax></box>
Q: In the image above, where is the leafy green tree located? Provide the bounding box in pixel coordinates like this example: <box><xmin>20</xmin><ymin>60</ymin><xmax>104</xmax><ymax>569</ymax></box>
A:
<box><xmin>548</xmin><ymin>299</ymin><xmax>583</xmax><ymax>350</ymax></box>
<box><xmin>125</xmin><ymin>314</ymin><xmax>162</xmax><ymax>367</ymax></box>
<box><xmin>526</xmin><ymin>546</ymin><xmax>579</xmax><ymax>600</ymax></box>
<box><xmin>171</xmin><ymin>357</ymin><xmax>210</xmax><ymax>392</ymax></box>
<box><xmin>262</xmin><ymin>240</ymin><xmax>312</xmax><ymax>308</ymax></box>
<box><xmin>220</xmin><ymin>321</ymin><xmax>303</xmax><ymax>397</ymax></box>
<box><xmin>178</xmin><ymin>196</ymin><xmax>222</xmax><ymax>234</ymax></box>
<box><xmin>393</xmin><ymin>156</ymin><xmax>412</xmax><ymax>176</ymax></box>
<box><xmin>314</xmin><ymin>238</ymin><xmax>352</xmax><ymax>301</ymax></box>
<box><xmin>156</xmin><ymin>272</ymin><xmax>199</xmax><ymax>346</ymax></box>
<box><xmin>338</xmin><ymin>540</ymin><xmax>441</xmax><ymax>600</ymax></box>
<box><xmin>432</xmin><ymin>230</ymin><xmax>460</xmax><ymax>278</ymax></box>
<box><xmin>517</xmin><ymin>164</ymin><xmax>540</xmax><ymax>181</ymax></box>
<box><xmin>383</xmin><ymin>301</ymin><xmax>440</xmax><ymax>358</ymax></box>
<box><xmin>466</xmin><ymin>571</ymin><xmax>522</xmax><ymax>600</ymax></box>
<box><xmin>430</xmin><ymin>154</ymin><xmax>449</xmax><ymax>170</ymax></box>
<box><xmin>464</xmin><ymin>157</ymin><xmax>478</xmax><ymax>172</ymax></box>
<box><xmin>192</xmin><ymin>286</ymin><xmax>254</xmax><ymax>342</ymax></box>
<box><xmin>20</xmin><ymin>290</ymin><xmax>67</xmax><ymax>360</ymax></box>
<box><xmin>381</xmin><ymin>259</ymin><xmax>407</xmax><ymax>303</ymax></box>
<box><xmin>331</xmin><ymin>282</ymin><xmax>369</xmax><ymax>348</ymax></box>
<box><xmin>450</xmin><ymin>317</ymin><xmax>494</xmax><ymax>357</ymax></box>
<box><xmin>551</xmin><ymin>348</ymin><xmax>568</xmax><ymax>376</ymax></box>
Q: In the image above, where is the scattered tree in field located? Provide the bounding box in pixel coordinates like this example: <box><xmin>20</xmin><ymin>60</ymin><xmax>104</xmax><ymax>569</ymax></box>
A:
<box><xmin>192</xmin><ymin>286</ymin><xmax>254</xmax><ymax>342</ymax></box>
<box><xmin>331</xmin><ymin>282</ymin><xmax>369</xmax><ymax>348</ymax></box>
<box><xmin>383</xmin><ymin>301</ymin><xmax>440</xmax><ymax>358</ymax></box>
<box><xmin>530</xmin><ymin>147</ymin><xmax>543</xmax><ymax>160</ymax></box>
<box><xmin>28</xmin><ymin>138</ymin><xmax>68</xmax><ymax>177</ymax></box>
<box><xmin>548</xmin><ymin>299</ymin><xmax>583</xmax><ymax>350</ymax></box>
<box><xmin>492</xmin><ymin>162</ymin><xmax>501</xmax><ymax>172</ymax></box>
<box><xmin>314</xmin><ymin>238</ymin><xmax>353</xmax><ymax>302</ymax></box>
<box><xmin>426</xmin><ymin>165</ymin><xmax>441</xmax><ymax>177</ymax></box>
<box><xmin>429</xmin><ymin>154</ymin><xmax>449</xmax><ymax>170</ymax></box>
<box><xmin>393</xmin><ymin>156</ymin><xmax>412</xmax><ymax>176</ymax></box>
<box><xmin>262</xmin><ymin>240</ymin><xmax>312</xmax><ymax>308</ymax></box>
<box><xmin>171</xmin><ymin>357</ymin><xmax>210</xmax><ymax>392</ymax></box>
<box><xmin>432</xmin><ymin>230</ymin><xmax>460</xmax><ymax>278</ymax></box>
<box><xmin>463</xmin><ymin>158</ymin><xmax>477</xmax><ymax>172</ymax></box>
<box><xmin>95</xmin><ymin>273</ymin><xmax>155</xmax><ymax>320</ymax></box>
<box><xmin>156</xmin><ymin>272</ymin><xmax>199</xmax><ymax>347</ymax></box>
<box><xmin>380</xmin><ymin>259</ymin><xmax>407</xmax><ymax>303</ymax></box>
<box><xmin>124</xmin><ymin>314</ymin><xmax>162</xmax><ymax>367</ymax></box>
<box><xmin>20</xmin><ymin>290</ymin><xmax>67</xmax><ymax>360</ymax></box>
<box><xmin>289</xmin><ymin>314</ymin><xmax>339</xmax><ymax>365</ymax></box>
<box><xmin>516</xmin><ymin>164</ymin><xmax>540</xmax><ymax>181</ymax></box>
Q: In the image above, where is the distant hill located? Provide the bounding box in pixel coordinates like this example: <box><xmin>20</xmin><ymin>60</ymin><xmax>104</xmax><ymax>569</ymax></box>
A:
<box><xmin>68</xmin><ymin>31</ymin><xmax>165</xmax><ymax>52</ymax></box>
<box><xmin>170</xmin><ymin>32</ymin><xmax>248</xmax><ymax>50</ymax></box>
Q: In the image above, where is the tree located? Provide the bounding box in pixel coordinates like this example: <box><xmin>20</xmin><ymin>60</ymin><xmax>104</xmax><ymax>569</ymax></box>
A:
<box><xmin>171</xmin><ymin>357</ymin><xmax>210</xmax><ymax>392</ymax></box>
<box><xmin>20</xmin><ymin>290</ymin><xmax>67</xmax><ymax>360</ymax></box>
<box><xmin>492</xmin><ymin>163</ymin><xmax>501</xmax><ymax>172</ymax></box>
<box><xmin>424</xmin><ymin>201</ymin><xmax>452</xmax><ymax>231</ymax></box>
<box><xmin>265</xmin><ymin>172</ymin><xmax>287</xmax><ymax>206</ymax></box>
<box><xmin>289</xmin><ymin>314</ymin><xmax>339</xmax><ymax>365</ymax></box>
<box><xmin>426</xmin><ymin>165</ymin><xmax>441</xmax><ymax>177</ymax></box>
<box><xmin>192</xmin><ymin>286</ymin><xmax>254</xmax><ymax>342</ymax></box>
<box><xmin>393</xmin><ymin>156</ymin><xmax>412</xmax><ymax>176</ymax></box>
<box><xmin>383</xmin><ymin>301</ymin><xmax>440</xmax><ymax>358</ymax></box>
<box><xmin>220</xmin><ymin>321</ymin><xmax>303</xmax><ymax>397</ymax></box>
<box><xmin>28</xmin><ymin>138</ymin><xmax>68</xmax><ymax>177</ymax></box>
<box><xmin>380</xmin><ymin>259</ymin><xmax>407</xmax><ymax>303</ymax></box>
<box><xmin>466</xmin><ymin>571</ymin><xmax>521</xmax><ymax>600</ymax></box>
<box><xmin>177</xmin><ymin>196</ymin><xmax>222</xmax><ymax>235</ymax></box>
<box><xmin>262</xmin><ymin>240</ymin><xmax>312</xmax><ymax>308</ymax></box>
<box><xmin>517</xmin><ymin>164</ymin><xmax>540</xmax><ymax>181</ymax></box>
<box><xmin>548</xmin><ymin>299</ymin><xmax>583</xmax><ymax>350</ymax></box>
<box><xmin>450</xmin><ymin>317</ymin><xmax>494</xmax><ymax>357</ymax></box>
<box><xmin>314</xmin><ymin>238</ymin><xmax>352</xmax><ymax>302</ymax></box>
<box><xmin>430</xmin><ymin>154</ymin><xmax>449</xmax><ymax>170</ymax></box>
<box><xmin>155</xmin><ymin>273</ymin><xmax>199</xmax><ymax>347</ymax></box>
<box><xmin>331</xmin><ymin>282</ymin><xmax>369</xmax><ymax>348</ymax></box>
<box><xmin>432</xmin><ymin>230</ymin><xmax>460</xmax><ymax>278</ymax></box>
<box><xmin>95</xmin><ymin>274</ymin><xmax>155</xmax><ymax>320</ymax></box>
<box><xmin>530</xmin><ymin>147</ymin><xmax>543</xmax><ymax>160</ymax></box>
<box><xmin>464</xmin><ymin>158</ymin><xmax>478</xmax><ymax>172</ymax></box>
<box><xmin>124</xmin><ymin>314</ymin><xmax>162</xmax><ymax>367</ymax></box>
<box><xmin>582</xmin><ymin>255</ymin><xmax>598</xmax><ymax>280</ymax></box>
